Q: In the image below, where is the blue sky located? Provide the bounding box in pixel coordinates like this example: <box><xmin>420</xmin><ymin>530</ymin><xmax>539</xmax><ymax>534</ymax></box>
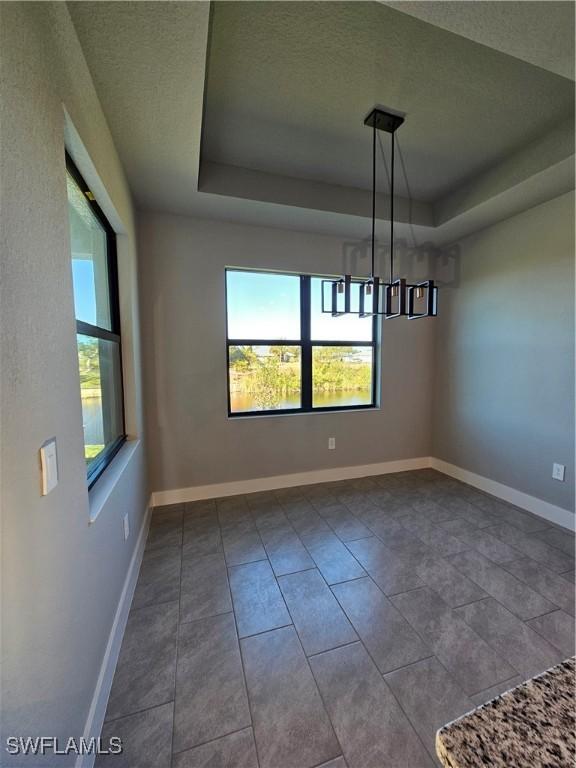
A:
<box><xmin>72</xmin><ymin>260</ymin><xmax>98</xmax><ymax>325</ymax></box>
<box><xmin>227</xmin><ymin>271</ymin><xmax>373</xmax><ymax>342</ymax></box>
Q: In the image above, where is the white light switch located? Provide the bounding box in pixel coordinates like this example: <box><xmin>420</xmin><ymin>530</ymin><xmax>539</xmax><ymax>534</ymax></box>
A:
<box><xmin>328</xmin><ymin>437</ymin><xmax>336</xmax><ymax>450</ymax></box>
<box><xmin>40</xmin><ymin>438</ymin><xmax>58</xmax><ymax>495</ymax></box>
<box><xmin>552</xmin><ymin>463</ymin><xmax>565</xmax><ymax>482</ymax></box>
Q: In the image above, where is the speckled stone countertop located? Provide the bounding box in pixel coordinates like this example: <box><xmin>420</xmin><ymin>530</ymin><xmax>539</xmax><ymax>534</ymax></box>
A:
<box><xmin>436</xmin><ymin>658</ymin><xmax>575</xmax><ymax>768</ymax></box>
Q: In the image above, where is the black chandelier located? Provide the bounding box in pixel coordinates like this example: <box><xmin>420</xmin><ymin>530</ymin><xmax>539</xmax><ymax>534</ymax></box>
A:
<box><xmin>322</xmin><ymin>107</ymin><xmax>437</xmax><ymax>319</ymax></box>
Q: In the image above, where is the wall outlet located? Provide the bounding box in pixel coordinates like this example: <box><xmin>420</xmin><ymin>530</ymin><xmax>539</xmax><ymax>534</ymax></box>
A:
<box><xmin>328</xmin><ymin>437</ymin><xmax>336</xmax><ymax>450</ymax></box>
<box><xmin>123</xmin><ymin>514</ymin><xmax>130</xmax><ymax>540</ymax></box>
<box><xmin>552</xmin><ymin>463</ymin><xmax>565</xmax><ymax>482</ymax></box>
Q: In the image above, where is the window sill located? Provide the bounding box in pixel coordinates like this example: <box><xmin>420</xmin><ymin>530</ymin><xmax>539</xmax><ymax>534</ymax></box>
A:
<box><xmin>227</xmin><ymin>405</ymin><xmax>380</xmax><ymax>420</ymax></box>
<box><xmin>88</xmin><ymin>438</ymin><xmax>141</xmax><ymax>524</ymax></box>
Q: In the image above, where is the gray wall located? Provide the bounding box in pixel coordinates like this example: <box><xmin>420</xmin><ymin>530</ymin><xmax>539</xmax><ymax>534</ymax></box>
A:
<box><xmin>138</xmin><ymin>213</ymin><xmax>437</xmax><ymax>493</ymax></box>
<box><xmin>1</xmin><ymin>3</ymin><xmax>147</xmax><ymax>761</ymax></box>
<box><xmin>433</xmin><ymin>191</ymin><xmax>575</xmax><ymax>513</ymax></box>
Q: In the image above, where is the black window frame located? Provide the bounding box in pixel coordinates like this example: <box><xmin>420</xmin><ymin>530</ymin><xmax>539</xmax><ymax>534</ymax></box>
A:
<box><xmin>226</xmin><ymin>268</ymin><xmax>379</xmax><ymax>417</ymax></box>
<box><xmin>66</xmin><ymin>153</ymin><xmax>126</xmax><ymax>488</ymax></box>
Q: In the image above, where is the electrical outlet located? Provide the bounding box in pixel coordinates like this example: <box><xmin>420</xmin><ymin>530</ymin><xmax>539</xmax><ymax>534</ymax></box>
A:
<box><xmin>328</xmin><ymin>437</ymin><xmax>336</xmax><ymax>450</ymax></box>
<box><xmin>552</xmin><ymin>463</ymin><xmax>565</xmax><ymax>482</ymax></box>
<box><xmin>123</xmin><ymin>514</ymin><xmax>130</xmax><ymax>540</ymax></box>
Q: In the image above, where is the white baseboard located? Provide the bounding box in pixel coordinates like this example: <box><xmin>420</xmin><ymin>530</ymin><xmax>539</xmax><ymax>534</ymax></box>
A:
<box><xmin>152</xmin><ymin>456</ymin><xmax>574</xmax><ymax>532</ymax></box>
<box><xmin>430</xmin><ymin>458</ymin><xmax>575</xmax><ymax>532</ymax></box>
<box><xmin>151</xmin><ymin>457</ymin><xmax>432</xmax><ymax>507</ymax></box>
<box><xmin>76</xmin><ymin>503</ymin><xmax>152</xmax><ymax>768</ymax></box>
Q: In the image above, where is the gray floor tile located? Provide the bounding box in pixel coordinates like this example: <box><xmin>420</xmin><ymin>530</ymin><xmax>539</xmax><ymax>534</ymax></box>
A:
<box><xmin>267</xmin><ymin>544</ymin><xmax>315</xmax><ymax>577</ymax></box>
<box><xmin>399</xmin><ymin>517</ymin><xmax>468</xmax><ymax>557</ymax></box>
<box><xmin>183</xmin><ymin>521</ymin><xmax>222</xmax><ymax>558</ymax></box>
<box><xmin>173</xmin><ymin>727</ymin><xmax>258</xmax><ymax>768</ymax></box>
<box><xmin>317</xmin><ymin>758</ymin><xmax>348</xmax><ymax>768</ymax></box>
<box><xmin>132</xmin><ymin>545</ymin><xmax>181</xmax><ymax>610</ymax></box>
<box><xmin>368</xmin><ymin>519</ymin><xmax>431</xmax><ymax>557</ymax></box>
<box><xmin>302</xmin><ymin>532</ymin><xmax>366</xmax><ymax>585</ymax></box>
<box><xmin>345</xmin><ymin>537</ymin><xmax>423</xmax><ymax>595</ymax></box>
<box><xmin>409</xmin><ymin>499</ymin><xmax>455</xmax><ymax>523</ymax></box>
<box><xmin>471</xmin><ymin>496</ymin><xmax>547</xmax><ymax>533</ymax></box>
<box><xmin>146</xmin><ymin>516</ymin><xmax>183</xmax><ymax>551</ymax></box>
<box><xmin>497</xmin><ymin>505</ymin><xmax>550</xmax><ymax>533</ymax></box>
<box><xmin>184</xmin><ymin>499</ymin><xmax>216</xmax><ymax>519</ymax></box>
<box><xmin>252</xmin><ymin>509</ymin><xmax>290</xmax><ymax>533</ymax></box>
<box><xmin>242</xmin><ymin>626</ymin><xmax>340</xmax><ymax>768</ymax></box>
<box><xmin>286</xmin><ymin>506</ymin><xmax>331</xmax><ymax>535</ymax></box>
<box><xmin>97</xmin><ymin>702</ymin><xmax>173</xmax><ymax>768</ymax></box>
<box><xmin>152</xmin><ymin>503</ymin><xmax>184</xmax><ymax>525</ymax></box>
<box><xmin>217</xmin><ymin>496</ymin><xmax>249</xmax><ymax>515</ymax></box>
<box><xmin>229</xmin><ymin>560</ymin><xmax>291</xmax><ymax>638</ymax></box>
<box><xmin>309</xmin><ymin>642</ymin><xmax>434</xmax><ymax>768</ymax></box>
<box><xmin>455</xmin><ymin>597</ymin><xmax>561</xmax><ymax>680</ymax></box>
<box><xmin>223</xmin><ymin>530</ymin><xmax>267</xmax><ymax>567</ymax></box>
<box><xmin>384</xmin><ymin>656</ymin><xmax>474</xmax><ymax>761</ymax></box>
<box><xmin>106</xmin><ymin>601</ymin><xmax>178</xmax><ymax>721</ymax></box>
<box><xmin>278</xmin><ymin>569</ymin><xmax>357</xmax><ymax>655</ymax></box>
<box><xmin>174</xmin><ymin>613</ymin><xmax>251</xmax><ymax>754</ymax></box>
<box><xmin>485</xmin><ymin>523</ymin><xmax>574</xmax><ymax>572</ymax></box>
<box><xmin>533</xmin><ymin>527</ymin><xmax>575</xmax><ymax>558</ymax></box>
<box><xmin>468</xmin><ymin>676</ymin><xmax>523</xmax><ymax>707</ymax></box>
<box><xmin>441</xmin><ymin>520</ymin><xmax>520</xmax><ymax>564</ymax></box>
<box><xmin>447</xmin><ymin>550</ymin><xmax>555</xmax><ymax>620</ymax></box>
<box><xmin>322</xmin><ymin>507</ymin><xmax>372</xmax><ymax>542</ymax></box>
<box><xmin>502</xmin><ymin>557</ymin><xmax>575</xmax><ymax>617</ymax></box>
<box><xmin>391</xmin><ymin>588</ymin><xmax>515</xmax><ymax>695</ymax></box>
<box><xmin>260</xmin><ymin>527</ymin><xmax>315</xmax><ymax>577</ymax></box>
<box><xmin>332</xmin><ymin>577</ymin><xmax>430</xmax><ymax>673</ymax></box>
<box><xmin>180</xmin><ymin>553</ymin><xmax>232</xmax><ymax>623</ymax></box>
<box><xmin>561</xmin><ymin>568</ymin><xmax>575</xmax><ymax>583</ymax></box>
<box><xmin>415</xmin><ymin>556</ymin><xmax>487</xmax><ymax>608</ymax></box>
<box><xmin>527</xmin><ymin>610</ymin><xmax>576</xmax><ymax>656</ymax></box>
<box><xmin>439</xmin><ymin>497</ymin><xmax>496</xmax><ymax>527</ymax></box>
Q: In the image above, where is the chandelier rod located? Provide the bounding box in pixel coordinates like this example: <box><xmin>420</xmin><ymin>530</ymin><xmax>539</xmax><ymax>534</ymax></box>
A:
<box><xmin>371</xmin><ymin>118</ymin><xmax>376</xmax><ymax>280</ymax></box>
<box><xmin>390</xmin><ymin>130</ymin><xmax>395</xmax><ymax>284</ymax></box>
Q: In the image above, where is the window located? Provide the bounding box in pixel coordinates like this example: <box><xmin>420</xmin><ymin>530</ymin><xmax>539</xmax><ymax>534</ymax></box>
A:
<box><xmin>226</xmin><ymin>269</ymin><xmax>378</xmax><ymax>416</ymax></box>
<box><xmin>66</xmin><ymin>154</ymin><xmax>125</xmax><ymax>487</ymax></box>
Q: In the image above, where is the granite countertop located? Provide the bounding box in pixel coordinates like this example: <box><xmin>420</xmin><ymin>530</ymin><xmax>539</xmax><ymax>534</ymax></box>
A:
<box><xmin>436</xmin><ymin>657</ymin><xmax>575</xmax><ymax>768</ymax></box>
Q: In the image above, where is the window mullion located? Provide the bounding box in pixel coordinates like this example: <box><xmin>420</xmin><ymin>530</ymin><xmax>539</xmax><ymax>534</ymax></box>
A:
<box><xmin>301</xmin><ymin>276</ymin><xmax>312</xmax><ymax>410</ymax></box>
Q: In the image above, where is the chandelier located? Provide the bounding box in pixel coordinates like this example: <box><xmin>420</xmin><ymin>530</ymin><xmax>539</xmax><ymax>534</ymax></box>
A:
<box><xmin>322</xmin><ymin>107</ymin><xmax>437</xmax><ymax>319</ymax></box>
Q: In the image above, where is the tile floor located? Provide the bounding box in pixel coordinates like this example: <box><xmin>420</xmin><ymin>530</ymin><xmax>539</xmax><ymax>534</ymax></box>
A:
<box><xmin>97</xmin><ymin>469</ymin><xmax>575</xmax><ymax>768</ymax></box>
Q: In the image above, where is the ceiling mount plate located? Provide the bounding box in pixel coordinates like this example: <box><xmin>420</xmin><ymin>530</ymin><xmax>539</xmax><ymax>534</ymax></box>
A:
<box><xmin>364</xmin><ymin>108</ymin><xmax>404</xmax><ymax>133</ymax></box>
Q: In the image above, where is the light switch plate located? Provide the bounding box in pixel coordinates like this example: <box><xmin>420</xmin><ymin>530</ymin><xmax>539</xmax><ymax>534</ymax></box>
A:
<box><xmin>552</xmin><ymin>463</ymin><xmax>565</xmax><ymax>482</ymax></box>
<box><xmin>40</xmin><ymin>438</ymin><xmax>58</xmax><ymax>495</ymax></box>
<box><xmin>328</xmin><ymin>437</ymin><xmax>336</xmax><ymax>450</ymax></box>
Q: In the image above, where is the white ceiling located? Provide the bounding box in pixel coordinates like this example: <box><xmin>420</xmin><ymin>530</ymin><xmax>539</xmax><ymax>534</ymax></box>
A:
<box><xmin>203</xmin><ymin>2</ymin><xmax>572</xmax><ymax>200</ymax></box>
<box><xmin>385</xmin><ymin>1</ymin><xmax>575</xmax><ymax>80</ymax></box>
<box><xmin>68</xmin><ymin>1</ymin><xmax>575</xmax><ymax>245</ymax></box>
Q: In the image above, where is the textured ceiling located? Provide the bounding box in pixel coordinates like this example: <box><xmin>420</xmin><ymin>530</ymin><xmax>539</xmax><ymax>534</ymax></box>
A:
<box><xmin>68</xmin><ymin>1</ymin><xmax>574</xmax><ymax>245</ymax></box>
<box><xmin>385</xmin><ymin>1</ymin><xmax>575</xmax><ymax>80</ymax></box>
<box><xmin>68</xmin><ymin>1</ymin><xmax>210</xmax><ymax>213</ymax></box>
<box><xmin>203</xmin><ymin>1</ymin><xmax>573</xmax><ymax>201</ymax></box>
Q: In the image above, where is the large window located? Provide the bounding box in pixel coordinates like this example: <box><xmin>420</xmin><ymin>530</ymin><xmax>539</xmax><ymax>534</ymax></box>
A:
<box><xmin>66</xmin><ymin>155</ymin><xmax>125</xmax><ymax>487</ymax></box>
<box><xmin>226</xmin><ymin>269</ymin><xmax>378</xmax><ymax>416</ymax></box>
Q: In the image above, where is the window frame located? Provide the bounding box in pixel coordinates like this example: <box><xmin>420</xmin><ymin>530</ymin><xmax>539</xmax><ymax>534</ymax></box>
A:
<box><xmin>225</xmin><ymin>268</ymin><xmax>379</xmax><ymax>417</ymax></box>
<box><xmin>66</xmin><ymin>153</ymin><xmax>126</xmax><ymax>488</ymax></box>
